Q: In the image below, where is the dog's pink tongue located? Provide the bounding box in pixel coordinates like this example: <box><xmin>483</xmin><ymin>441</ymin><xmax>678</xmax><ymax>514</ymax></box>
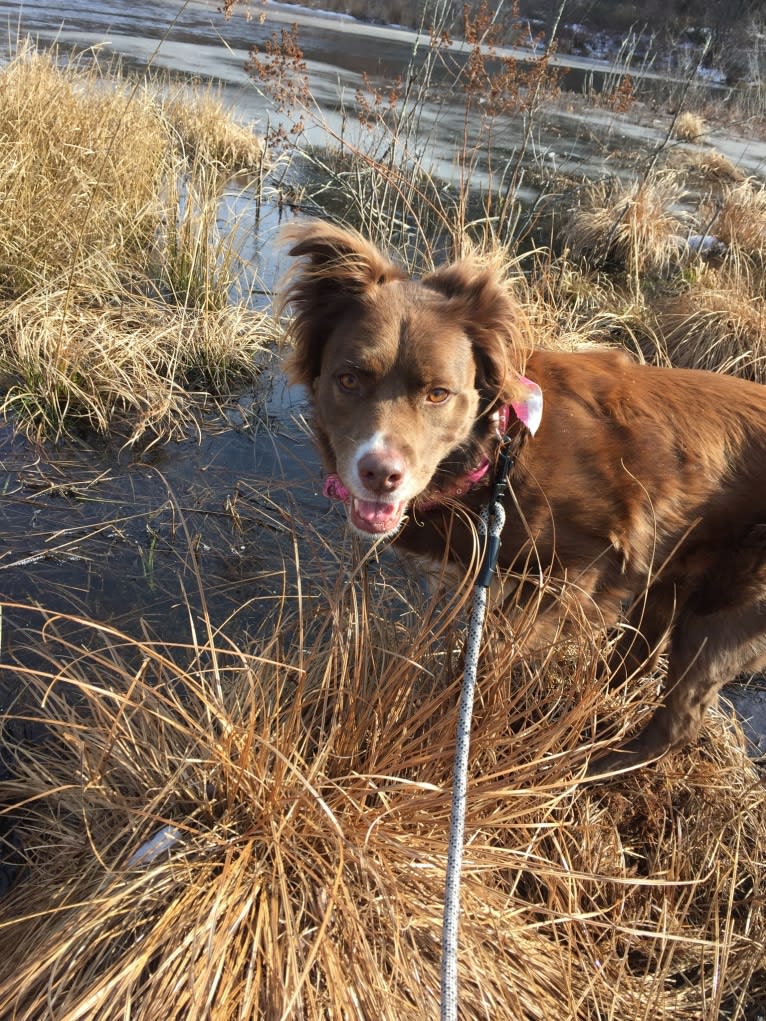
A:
<box><xmin>323</xmin><ymin>475</ymin><xmax>404</xmax><ymax>534</ymax></box>
<box><xmin>351</xmin><ymin>498</ymin><xmax>404</xmax><ymax>534</ymax></box>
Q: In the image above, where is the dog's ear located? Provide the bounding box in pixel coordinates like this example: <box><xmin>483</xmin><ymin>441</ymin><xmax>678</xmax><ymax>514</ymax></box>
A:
<box><xmin>423</xmin><ymin>254</ymin><xmax>531</xmax><ymax>405</ymax></box>
<box><xmin>277</xmin><ymin>221</ymin><xmax>406</xmax><ymax>387</ymax></box>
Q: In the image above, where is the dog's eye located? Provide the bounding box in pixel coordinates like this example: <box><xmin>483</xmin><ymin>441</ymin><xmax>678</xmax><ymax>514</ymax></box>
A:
<box><xmin>337</xmin><ymin>372</ymin><xmax>358</xmax><ymax>392</ymax></box>
<box><xmin>426</xmin><ymin>387</ymin><xmax>450</xmax><ymax>404</ymax></box>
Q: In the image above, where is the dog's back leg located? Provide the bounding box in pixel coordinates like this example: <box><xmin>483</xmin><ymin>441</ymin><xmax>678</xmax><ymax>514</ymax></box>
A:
<box><xmin>589</xmin><ymin>525</ymin><xmax>766</xmax><ymax>776</ymax></box>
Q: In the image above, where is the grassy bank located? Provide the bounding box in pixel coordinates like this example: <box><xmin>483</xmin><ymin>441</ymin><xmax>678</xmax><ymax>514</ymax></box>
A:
<box><xmin>0</xmin><ymin>42</ymin><xmax>273</xmax><ymax>443</ymax></box>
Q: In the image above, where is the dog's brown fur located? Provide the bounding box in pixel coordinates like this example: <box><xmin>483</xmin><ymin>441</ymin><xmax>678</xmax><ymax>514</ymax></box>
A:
<box><xmin>279</xmin><ymin>220</ymin><xmax>766</xmax><ymax>774</ymax></box>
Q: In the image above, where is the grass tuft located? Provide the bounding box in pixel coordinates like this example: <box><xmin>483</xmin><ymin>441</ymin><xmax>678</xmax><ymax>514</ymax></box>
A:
<box><xmin>0</xmin><ymin>562</ymin><xmax>764</xmax><ymax>1019</ymax></box>
<box><xmin>0</xmin><ymin>41</ymin><xmax>272</xmax><ymax>442</ymax></box>
<box><xmin>0</xmin><ymin>289</ymin><xmax>270</xmax><ymax>442</ymax></box>
<box><xmin>655</xmin><ymin>279</ymin><xmax>766</xmax><ymax>380</ymax></box>
<box><xmin>561</xmin><ymin>172</ymin><xmax>690</xmax><ymax>282</ymax></box>
<box><xmin>684</xmin><ymin>148</ymin><xmax>747</xmax><ymax>188</ymax></box>
<box><xmin>711</xmin><ymin>180</ymin><xmax>766</xmax><ymax>258</ymax></box>
<box><xmin>162</xmin><ymin>80</ymin><xmax>268</xmax><ymax>173</ymax></box>
<box><xmin>672</xmin><ymin>110</ymin><xmax>706</xmax><ymax>142</ymax></box>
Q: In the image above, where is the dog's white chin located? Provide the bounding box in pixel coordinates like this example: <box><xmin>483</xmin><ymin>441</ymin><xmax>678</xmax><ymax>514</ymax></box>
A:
<box><xmin>348</xmin><ymin>496</ymin><xmax>408</xmax><ymax>538</ymax></box>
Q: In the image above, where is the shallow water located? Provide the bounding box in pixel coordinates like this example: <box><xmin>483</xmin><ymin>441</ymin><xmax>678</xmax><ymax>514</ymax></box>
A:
<box><xmin>8</xmin><ymin>0</ymin><xmax>765</xmax><ymax>190</ymax></box>
<box><xmin>0</xmin><ymin>364</ymin><xmax>313</xmax><ymax>649</ymax></box>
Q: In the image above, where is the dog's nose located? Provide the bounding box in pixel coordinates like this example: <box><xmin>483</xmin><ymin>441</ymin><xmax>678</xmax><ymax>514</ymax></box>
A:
<box><xmin>357</xmin><ymin>450</ymin><xmax>405</xmax><ymax>494</ymax></box>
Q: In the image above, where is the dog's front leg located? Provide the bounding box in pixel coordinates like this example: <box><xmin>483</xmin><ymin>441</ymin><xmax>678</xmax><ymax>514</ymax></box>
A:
<box><xmin>604</xmin><ymin>582</ymin><xmax>676</xmax><ymax>691</ymax></box>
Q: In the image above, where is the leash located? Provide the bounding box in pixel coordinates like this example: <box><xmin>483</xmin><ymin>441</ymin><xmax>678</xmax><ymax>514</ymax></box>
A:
<box><xmin>439</xmin><ymin>435</ymin><xmax>516</xmax><ymax>1021</ymax></box>
<box><xmin>319</xmin><ymin>373</ymin><xmax>541</xmax><ymax>1018</ymax></box>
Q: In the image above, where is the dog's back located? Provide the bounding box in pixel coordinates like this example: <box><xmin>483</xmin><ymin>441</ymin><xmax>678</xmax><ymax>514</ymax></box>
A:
<box><xmin>498</xmin><ymin>347</ymin><xmax>766</xmax><ymax>586</ymax></box>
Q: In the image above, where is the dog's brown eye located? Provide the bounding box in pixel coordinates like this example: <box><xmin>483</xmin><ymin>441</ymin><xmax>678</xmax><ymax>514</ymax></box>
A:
<box><xmin>426</xmin><ymin>387</ymin><xmax>450</xmax><ymax>404</ymax></box>
<box><xmin>337</xmin><ymin>372</ymin><xmax>358</xmax><ymax>392</ymax></box>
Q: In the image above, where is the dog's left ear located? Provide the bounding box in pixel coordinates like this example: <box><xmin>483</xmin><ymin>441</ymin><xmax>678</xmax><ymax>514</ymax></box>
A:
<box><xmin>423</xmin><ymin>254</ymin><xmax>531</xmax><ymax>405</ymax></box>
<box><xmin>277</xmin><ymin>221</ymin><xmax>406</xmax><ymax>387</ymax></box>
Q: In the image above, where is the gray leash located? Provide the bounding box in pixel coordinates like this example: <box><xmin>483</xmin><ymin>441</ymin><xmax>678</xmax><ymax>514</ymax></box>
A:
<box><xmin>440</xmin><ymin>438</ymin><xmax>515</xmax><ymax>1021</ymax></box>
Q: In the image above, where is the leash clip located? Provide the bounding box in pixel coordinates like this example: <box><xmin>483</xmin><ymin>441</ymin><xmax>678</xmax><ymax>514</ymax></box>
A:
<box><xmin>476</xmin><ymin>435</ymin><xmax>516</xmax><ymax>589</ymax></box>
<box><xmin>489</xmin><ymin>433</ymin><xmax>516</xmax><ymax>508</ymax></box>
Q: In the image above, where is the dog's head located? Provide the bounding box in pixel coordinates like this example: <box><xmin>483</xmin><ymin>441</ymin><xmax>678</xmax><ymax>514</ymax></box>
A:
<box><xmin>278</xmin><ymin>221</ymin><xmax>533</xmax><ymax>538</ymax></box>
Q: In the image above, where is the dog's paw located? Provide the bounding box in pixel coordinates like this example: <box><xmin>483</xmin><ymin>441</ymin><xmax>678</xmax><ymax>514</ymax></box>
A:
<box><xmin>581</xmin><ymin>742</ymin><xmax>666</xmax><ymax>783</ymax></box>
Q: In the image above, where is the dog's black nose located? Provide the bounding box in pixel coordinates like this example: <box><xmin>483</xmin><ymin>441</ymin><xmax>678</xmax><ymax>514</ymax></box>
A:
<box><xmin>358</xmin><ymin>451</ymin><xmax>405</xmax><ymax>494</ymax></box>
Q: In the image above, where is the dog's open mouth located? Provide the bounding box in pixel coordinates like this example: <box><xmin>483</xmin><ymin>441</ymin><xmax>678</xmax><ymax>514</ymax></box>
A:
<box><xmin>348</xmin><ymin>496</ymin><xmax>408</xmax><ymax>535</ymax></box>
<box><xmin>323</xmin><ymin>473</ymin><xmax>408</xmax><ymax>536</ymax></box>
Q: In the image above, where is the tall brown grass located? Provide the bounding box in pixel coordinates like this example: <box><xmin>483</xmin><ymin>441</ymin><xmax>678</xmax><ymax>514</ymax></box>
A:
<box><xmin>0</xmin><ymin>41</ymin><xmax>273</xmax><ymax>442</ymax></box>
<box><xmin>655</xmin><ymin>279</ymin><xmax>766</xmax><ymax>379</ymax></box>
<box><xmin>711</xmin><ymin>179</ymin><xmax>766</xmax><ymax>257</ymax></box>
<box><xmin>561</xmin><ymin>172</ymin><xmax>690</xmax><ymax>282</ymax></box>
<box><xmin>518</xmin><ymin>162</ymin><xmax>766</xmax><ymax>381</ymax></box>
<box><xmin>161</xmin><ymin>79</ymin><xmax>267</xmax><ymax>173</ymax></box>
<box><xmin>0</xmin><ymin>548</ymin><xmax>764</xmax><ymax>1019</ymax></box>
<box><xmin>647</xmin><ymin>179</ymin><xmax>766</xmax><ymax>379</ymax></box>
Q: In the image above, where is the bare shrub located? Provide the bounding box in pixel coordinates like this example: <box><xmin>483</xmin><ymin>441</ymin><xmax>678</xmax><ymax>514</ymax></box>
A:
<box><xmin>243</xmin><ymin>0</ymin><xmax>563</xmax><ymax>254</ymax></box>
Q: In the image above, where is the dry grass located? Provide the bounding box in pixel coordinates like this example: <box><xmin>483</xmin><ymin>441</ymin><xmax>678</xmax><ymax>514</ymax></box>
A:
<box><xmin>709</xmin><ymin>180</ymin><xmax>766</xmax><ymax>257</ymax></box>
<box><xmin>0</xmin><ymin>44</ymin><xmax>167</xmax><ymax>297</ymax></box>
<box><xmin>523</xmin><ymin>252</ymin><xmax>660</xmax><ymax>361</ymax></box>
<box><xmin>672</xmin><ymin>111</ymin><xmax>706</xmax><ymax>142</ymax></box>
<box><xmin>561</xmin><ymin>171</ymin><xmax>690</xmax><ymax>283</ymax></box>
<box><xmin>0</xmin><ymin>290</ymin><xmax>270</xmax><ymax>442</ymax></box>
<box><xmin>0</xmin><ymin>546</ymin><xmax>764</xmax><ymax>1019</ymax></box>
<box><xmin>683</xmin><ymin>148</ymin><xmax>747</xmax><ymax>188</ymax></box>
<box><xmin>641</xmin><ymin>180</ymin><xmax>766</xmax><ymax>379</ymax></box>
<box><xmin>0</xmin><ymin>41</ymin><xmax>271</xmax><ymax>442</ymax></box>
<box><xmin>162</xmin><ymin>80</ymin><xmax>268</xmax><ymax>173</ymax></box>
<box><xmin>534</xmin><ymin>167</ymin><xmax>766</xmax><ymax>378</ymax></box>
<box><xmin>654</xmin><ymin>279</ymin><xmax>766</xmax><ymax>380</ymax></box>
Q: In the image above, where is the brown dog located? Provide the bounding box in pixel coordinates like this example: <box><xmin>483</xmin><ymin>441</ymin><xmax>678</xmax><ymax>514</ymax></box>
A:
<box><xmin>279</xmin><ymin>220</ymin><xmax>766</xmax><ymax>774</ymax></box>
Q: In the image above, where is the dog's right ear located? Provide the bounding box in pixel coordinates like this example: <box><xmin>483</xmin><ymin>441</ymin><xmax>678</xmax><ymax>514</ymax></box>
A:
<box><xmin>276</xmin><ymin>221</ymin><xmax>406</xmax><ymax>388</ymax></box>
